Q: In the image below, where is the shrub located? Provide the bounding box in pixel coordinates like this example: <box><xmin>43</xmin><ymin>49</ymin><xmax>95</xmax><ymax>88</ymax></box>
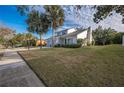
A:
<box><xmin>54</xmin><ymin>44</ymin><xmax>61</xmax><ymax>47</ymax></box>
<box><xmin>54</xmin><ymin>44</ymin><xmax>81</xmax><ymax>48</ymax></box>
<box><xmin>31</xmin><ymin>40</ymin><xmax>36</xmax><ymax>46</ymax></box>
<box><xmin>63</xmin><ymin>44</ymin><xmax>81</xmax><ymax>48</ymax></box>
<box><xmin>21</xmin><ymin>41</ymin><xmax>27</xmax><ymax>47</ymax></box>
<box><xmin>77</xmin><ymin>39</ymin><xmax>83</xmax><ymax>45</ymax></box>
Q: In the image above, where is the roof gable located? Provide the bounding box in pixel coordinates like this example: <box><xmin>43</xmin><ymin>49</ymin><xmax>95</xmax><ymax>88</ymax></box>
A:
<box><xmin>60</xmin><ymin>29</ymin><xmax>87</xmax><ymax>38</ymax></box>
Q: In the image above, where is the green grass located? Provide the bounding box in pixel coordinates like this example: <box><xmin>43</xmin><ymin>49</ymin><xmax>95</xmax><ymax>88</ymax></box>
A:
<box><xmin>19</xmin><ymin>45</ymin><xmax>124</xmax><ymax>87</ymax></box>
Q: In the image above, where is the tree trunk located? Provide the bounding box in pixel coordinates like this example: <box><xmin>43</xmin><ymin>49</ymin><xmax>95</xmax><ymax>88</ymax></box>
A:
<box><xmin>52</xmin><ymin>28</ymin><xmax>54</xmax><ymax>47</ymax></box>
<box><xmin>5</xmin><ymin>42</ymin><xmax>8</xmax><ymax>49</ymax></box>
<box><xmin>40</xmin><ymin>34</ymin><xmax>42</xmax><ymax>49</ymax></box>
<box><xmin>27</xmin><ymin>40</ymin><xmax>30</xmax><ymax>50</ymax></box>
<box><xmin>12</xmin><ymin>43</ymin><xmax>14</xmax><ymax>48</ymax></box>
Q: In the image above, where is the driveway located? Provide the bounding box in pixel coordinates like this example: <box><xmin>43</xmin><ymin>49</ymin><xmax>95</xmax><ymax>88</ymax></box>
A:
<box><xmin>0</xmin><ymin>49</ymin><xmax>45</xmax><ymax>87</ymax></box>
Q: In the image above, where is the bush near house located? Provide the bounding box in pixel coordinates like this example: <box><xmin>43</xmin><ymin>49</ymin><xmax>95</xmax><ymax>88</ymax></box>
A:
<box><xmin>77</xmin><ymin>39</ymin><xmax>83</xmax><ymax>45</ymax></box>
<box><xmin>63</xmin><ymin>44</ymin><xmax>81</xmax><ymax>48</ymax></box>
<box><xmin>54</xmin><ymin>44</ymin><xmax>61</xmax><ymax>47</ymax></box>
<box><xmin>54</xmin><ymin>44</ymin><xmax>81</xmax><ymax>48</ymax></box>
<box><xmin>112</xmin><ymin>32</ymin><xmax>124</xmax><ymax>44</ymax></box>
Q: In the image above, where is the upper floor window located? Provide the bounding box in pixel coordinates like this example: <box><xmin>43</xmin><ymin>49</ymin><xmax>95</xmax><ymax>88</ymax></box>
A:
<box><xmin>62</xmin><ymin>30</ymin><xmax>67</xmax><ymax>35</ymax></box>
<box><xmin>55</xmin><ymin>30</ymin><xmax>67</xmax><ymax>36</ymax></box>
<box><xmin>55</xmin><ymin>32</ymin><xmax>61</xmax><ymax>36</ymax></box>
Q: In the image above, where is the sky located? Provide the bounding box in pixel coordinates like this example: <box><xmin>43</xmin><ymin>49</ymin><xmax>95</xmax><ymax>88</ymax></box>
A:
<box><xmin>0</xmin><ymin>6</ymin><xmax>27</xmax><ymax>33</ymax></box>
<box><xmin>0</xmin><ymin>5</ymin><xmax>124</xmax><ymax>39</ymax></box>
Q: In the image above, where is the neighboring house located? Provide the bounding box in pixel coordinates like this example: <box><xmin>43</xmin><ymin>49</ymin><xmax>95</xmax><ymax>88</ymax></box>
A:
<box><xmin>36</xmin><ymin>39</ymin><xmax>47</xmax><ymax>46</ymax></box>
<box><xmin>46</xmin><ymin>27</ymin><xmax>93</xmax><ymax>47</ymax></box>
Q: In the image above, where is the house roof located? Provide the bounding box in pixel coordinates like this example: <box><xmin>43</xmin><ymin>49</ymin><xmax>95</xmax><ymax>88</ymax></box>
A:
<box><xmin>55</xmin><ymin>27</ymin><xmax>74</xmax><ymax>33</ymax></box>
<box><xmin>45</xmin><ymin>28</ymin><xmax>88</xmax><ymax>40</ymax></box>
<box><xmin>59</xmin><ymin>29</ymin><xmax>87</xmax><ymax>38</ymax></box>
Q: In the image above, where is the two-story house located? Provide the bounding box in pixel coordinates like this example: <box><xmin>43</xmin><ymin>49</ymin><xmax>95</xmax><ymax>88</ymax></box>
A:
<box><xmin>46</xmin><ymin>27</ymin><xmax>93</xmax><ymax>47</ymax></box>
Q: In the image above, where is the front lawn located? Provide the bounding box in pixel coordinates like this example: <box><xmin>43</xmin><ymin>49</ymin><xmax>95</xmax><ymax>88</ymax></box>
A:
<box><xmin>19</xmin><ymin>45</ymin><xmax>124</xmax><ymax>87</ymax></box>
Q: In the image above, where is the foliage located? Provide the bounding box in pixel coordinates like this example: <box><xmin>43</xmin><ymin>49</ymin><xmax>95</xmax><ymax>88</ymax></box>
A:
<box><xmin>112</xmin><ymin>32</ymin><xmax>124</xmax><ymax>44</ymax></box>
<box><xmin>93</xmin><ymin>6</ymin><xmax>124</xmax><ymax>23</ymax></box>
<box><xmin>77</xmin><ymin>39</ymin><xmax>83</xmax><ymax>45</ymax></box>
<box><xmin>54</xmin><ymin>44</ymin><xmax>81</xmax><ymax>48</ymax></box>
<box><xmin>16</xmin><ymin>5</ymin><xmax>29</xmax><ymax>16</ymax></box>
<box><xmin>13</xmin><ymin>33</ymin><xmax>24</xmax><ymax>42</ymax></box>
<box><xmin>26</xmin><ymin>11</ymin><xmax>50</xmax><ymax>35</ymax></box>
<box><xmin>9</xmin><ymin>37</ymin><xmax>18</xmax><ymax>48</ymax></box>
<box><xmin>9</xmin><ymin>33</ymin><xmax>37</xmax><ymax>48</ymax></box>
<box><xmin>44</xmin><ymin>5</ymin><xmax>65</xmax><ymax>46</ymax></box>
<box><xmin>0</xmin><ymin>52</ymin><xmax>3</xmax><ymax>60</ymax></box>
<box><xmin>44</xmin><ymin>5</ymin><xmax>64</xmax><ymax>29</ymax></box>
<box><xmin>63</xmin><ymin>44</ymin><xmax>81</xmax><ymax>48</ymax></box>
<box><xmin>27</xmin><ymin>11</ymin><xmax>50</xmax><ymax>48</ymax></box>
<box><xmin>0</xmin><ymin>27</ymin><xmax>16</xmax><ymax>48</ymax></box>
<box><xmin>17</xmin><ymin>6</ymin><xmax>51</xmax><ymax>49</ymax></box>
<box><xmin>30</xmin><ymin>39</ymin><xmax>36</xmax><ymax>46</ymax></box>
<box><xmin>93</xmin><ymin>26</ymin><xmax>117</xmax><ymax>45</ymax></box>
<box><xmin>54</xmin><ymin>44</ymin><xmax>61</xmax><ymax>47</ymax></box>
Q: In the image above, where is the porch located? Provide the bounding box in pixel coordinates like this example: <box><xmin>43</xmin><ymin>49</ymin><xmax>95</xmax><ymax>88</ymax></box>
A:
<box><xmin>54</xmin><ymin>36</ymin><xmax>77</xmax><ymax>45</ymax></box>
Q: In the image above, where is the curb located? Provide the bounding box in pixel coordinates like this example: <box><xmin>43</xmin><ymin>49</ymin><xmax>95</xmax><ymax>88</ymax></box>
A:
<box><xmin>17</xmin><ymin>51</ymin><xmax>48</xmax><ymax>87</ymax></box>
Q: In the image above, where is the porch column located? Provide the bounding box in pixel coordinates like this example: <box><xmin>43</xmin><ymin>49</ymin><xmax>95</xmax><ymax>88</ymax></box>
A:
<box><xmin>64</xmin><ymin>39</ymin><xmax>66</xmax><ymax>45</ymax></box>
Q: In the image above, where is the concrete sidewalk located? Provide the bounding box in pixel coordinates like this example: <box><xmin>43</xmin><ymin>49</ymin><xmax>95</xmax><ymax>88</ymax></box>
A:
<box><xmin>0</xmin><ymin>49</ymin><xmax>45</xmax><ymax>87</ymax></box>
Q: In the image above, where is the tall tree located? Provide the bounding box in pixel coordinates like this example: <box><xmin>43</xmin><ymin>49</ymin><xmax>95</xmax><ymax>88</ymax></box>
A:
<box><xmin>26</xmin><ymin>10</ymin><xmax>50</xmax><ymax>49</ymax></box>
<box><xmin>17</xmin><ymin>6</ymin><xmax>50</xmax><ymax>49</ymax></box>
<box><xmin>44</xmin><ymin>5</ymin><xmax>64</xmax><ymax>47</ymax></box>
<box><xmin>25</xmin><ymin>33</ymin><xmax>34</xmax><ymax>50</ymax></box>
<box><xmin>0</xmin><ymin>27</ymin><xmax>15</xmax><ymax>48</ymax></box>
<box><xmin>93</xmin><ymin>26</ymin><xmax>117</xmax><ymax>45</ymax></box>
<box><xmin>93</xmin><ymin>6</ymin><xmax>124</xmax><ymax>45</ymax></box>
<box><xmin>16</xmin><ymin>5</ymin><xmax>29</xmax><ymax>16</ymax></box>
<box><xmin>14</xmin><ymin>33</ymin><xmax>24</xmax><ymax>42</ymax></box>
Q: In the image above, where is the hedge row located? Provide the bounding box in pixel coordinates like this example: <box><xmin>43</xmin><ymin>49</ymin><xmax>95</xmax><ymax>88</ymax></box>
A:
<box><xmin>54</xmin><ymin>44</ymin><xmax>81</xmax><ymax>48</ymax></box>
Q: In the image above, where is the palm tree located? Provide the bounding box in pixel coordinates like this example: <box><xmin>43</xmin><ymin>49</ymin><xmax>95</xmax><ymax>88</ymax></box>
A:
<box><xmin>26</xmin><ymin>10</ymin><xmax>50</xmax><ymax>49</ymax></box>
<box><xmin>44</xmin><ymin>5</ymin><xmax>65</xmax><ymax>47</ymax></box>
<box><xmin>24</xmin><ymin>33</ymin><xmax>32</xmax><ymax>50</ymax></box>
<box><xmin>17</xmin><ymin>5</ymin><xmax>64</xmax><ymax>47</ymax></box>
<box><xmin>15</xmin><ymin>33</ymin><xmax>24</xmax><ymax>42</ymax></box>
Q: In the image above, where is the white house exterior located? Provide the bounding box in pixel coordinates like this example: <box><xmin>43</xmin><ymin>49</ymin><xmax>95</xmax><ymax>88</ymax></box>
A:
<box><xmin>46</xmin><ymin>27</ymin><xmax>93</xmax><ymax>47</ymax></box>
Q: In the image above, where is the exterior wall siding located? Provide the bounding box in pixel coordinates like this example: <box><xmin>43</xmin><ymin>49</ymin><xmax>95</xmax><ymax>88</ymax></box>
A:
<box><xmin>77</xmin><ymin>30</ymin><xmax>87</xmax><ymax>39</ymax></box>
<box><xmin>66</xmin><ymin>36</ymin><xmax>77</xmax><ymax>45</ymax></box>
<box><xmin>67</xmin><ymin>28</ymin><xmax>77</xmax><ymax>34</ymax></box>
<box><xmin>46</xmin><ymin>38</ymin><xmax>52</xmax><ymax>47</ymax></box>
<box><xmin>46</xmin><ymin>27</ymin><xmax>93</xmax><ymax>47</ymax></box>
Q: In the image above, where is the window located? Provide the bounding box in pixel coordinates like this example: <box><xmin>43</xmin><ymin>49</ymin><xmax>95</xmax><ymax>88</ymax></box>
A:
<box><xmin>62</xmin><ymin>31</ymin><xmax>67</xmax><ymax>35</ymax></box>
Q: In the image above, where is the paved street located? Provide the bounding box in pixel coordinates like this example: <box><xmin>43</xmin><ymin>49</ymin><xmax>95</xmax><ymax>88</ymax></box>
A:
<box><xmin>0</xmin><ymin>49</ymin><xmax>45</xmax><ymax>87</ymax></box>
